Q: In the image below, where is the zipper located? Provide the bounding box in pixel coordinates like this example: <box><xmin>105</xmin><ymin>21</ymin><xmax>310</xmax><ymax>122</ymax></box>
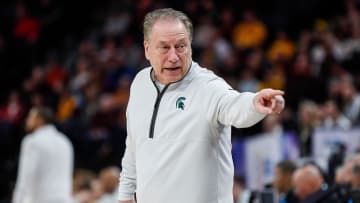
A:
<box><xmin>148</xmin><ymin>63</ymin><xmax>192</xmax><ymax>139</ymax></box>
<box><xmin>149</xmin><ymin>84</ymin><xmax>170</xmax><ymax>138</ymax></box>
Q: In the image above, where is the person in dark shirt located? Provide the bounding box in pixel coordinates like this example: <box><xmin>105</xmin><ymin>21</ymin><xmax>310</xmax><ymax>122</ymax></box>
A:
<box><xmin>293</xmin><ymin>164</ymin><xmax>342</xmax><ymax>203</ymax></box>
<box><xmin>273</xmin><ymin>160</ymin><xmax>299</xmax><ymax>203</ymax></box>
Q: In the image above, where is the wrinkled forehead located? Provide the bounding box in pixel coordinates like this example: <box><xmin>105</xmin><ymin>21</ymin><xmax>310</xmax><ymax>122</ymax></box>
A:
<box><xmin>148</xmin><ymin>19</ymin><xmax>190</xmax><ymax>42</ymax></box>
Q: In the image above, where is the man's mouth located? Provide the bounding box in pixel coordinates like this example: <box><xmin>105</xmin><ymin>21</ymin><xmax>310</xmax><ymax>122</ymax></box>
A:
<box><xmin>163</xmin><ymin>67</ymin><xmax>181</xmax><ymax>72</ymax></box>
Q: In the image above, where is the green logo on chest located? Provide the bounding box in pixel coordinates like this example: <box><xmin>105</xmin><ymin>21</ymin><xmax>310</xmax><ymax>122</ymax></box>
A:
<box><xmin>176</xmin><ymin>97</ymin><xmax>186</xmax><ymax>110</ymax></box>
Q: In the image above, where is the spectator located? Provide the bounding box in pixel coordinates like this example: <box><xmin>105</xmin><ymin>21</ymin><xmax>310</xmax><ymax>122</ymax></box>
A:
<box><xmin>90</xmin><ymin>178</ymin><xmax>105</xmax><ymax>202</ymax></box>
<box><xmin>22</xmin><ymin>65</ymin><xmax>49</xmax><ymax>97</ymax></box>
<box><xmin>237</xmin><ymin>69</ymin><xmax>259</xmax><ymax>93</ymax></box>
<box><xmin>336</xmin><ymin>154</ymin><xmax>360</xmax><ymax>185</ymax></box>
<box><xmin>273</xmin><ymin>160</ymin><xmax>299</xmax><ymax>203</ymax></box>
<box><xmin>45</xmin><ymin>58</ymin><xmax>68</xmax><ymax>92</ymax></box>
<box><xmin>96</xmin><ymin>166</ymin><xmax>120</xmax><ymax>203</ymax></box>
<box><xmin>0</xmin><ymin>91</ymin><xmax>25</xmax><ymax>125</ymax></box>
<box><xmin>233</xmin><ymin>176</ymin><xmax>254</xmax><ymax>203</ymax></box>
<box><xmin>285</xmin><ymin>52</ymin><xmax>326</xmax><ymax>109</ymax></box>
<box><xmin>293</xmin><ymin>165</ymin><xmax>323</xmax><ymax>200</ymax></box>
<box><xmin>70</xmin><ymin>57</ymin><xmax>92</xmax><ymax>93</ymax></box>
<box><xmin>267</xmin><ymin>31</ymin><xmax>296</xmax><ymax>64</ymax></box>
<box><xmin>193</xmin><ymin>15</ymin><xmax>216</xmax><ymax>49</ymax></box>
<box><xmin>14</xmin><ymin>2</ymin><xmax>41</xmax><ymax>44</ymax></box>
<box><xmin>296</xmin><ymin>100</ymin><xmax>319</xmax><ymax>157</ymax></box>
<box><xmin>120</xmin><ymin>35</ymin><xmax>144</xmax><ymax>71</ymax></box>
<box><xmin>335</xmin><ymin>165</ymin><xmax>352</xmax><ymax>184</ymax></box>
<box><xmin>72</xmin><ymin>170</ymin><xmax>105</xmax><ymax>203</ymax></box>
<box><xmin>293</xmin><ymin>165</ymin><xmax>338</xmax><ymax>203</ymax></box>
<box><xmin>232</xmin><ymin>10</ymin><xmax>267</xmax><ymax>49</ymax></box>
<box><xmin>323</xmin><ymin>99</ymin><xmax>351</xmax><ymax>130</ymax></box>
<box><xmin>340</xmin><ymin>74</ymin><xmax>360</xmax><ymax>125</ymax></box>
<box><xmin>352</xmin><ymin>164</ymin><xmax>360</xmax><ymax>190</ymax></box>
<box><xmin>258</xmin><ymin>67</ymin><xmax>285</xmax><ymax>91</ymax></box>
<box><xmin>262</xmin><ymin>114</ymin><xmax>283</xmax><ymax>134</ymax></box>
<box><xmin>103</xmin><ymin>11</ymin><xmax>131</xmax><ymax>37</ymax></box>
<box><xmin>56</xmin><ymin>88</ymin><xmax>77</xmax><ymax>123</ymax></box>
<box><xmin>72</xmin><ymin>168</ymin><xmax>96</xmax><ymax>203</ymax></box>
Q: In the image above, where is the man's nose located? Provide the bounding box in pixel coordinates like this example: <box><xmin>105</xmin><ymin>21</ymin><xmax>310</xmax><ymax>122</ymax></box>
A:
<box><xmin>168</xmin><ymin>48</ymin><xmax>179</xmax><ymax>63</ymax></box>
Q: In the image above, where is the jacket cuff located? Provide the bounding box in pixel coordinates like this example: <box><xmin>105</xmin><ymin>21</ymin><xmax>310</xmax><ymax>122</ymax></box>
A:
<box><xmin>118</xmin><ymin>192</ymin><xmax>135</xmax><ymax>201</ymax></box>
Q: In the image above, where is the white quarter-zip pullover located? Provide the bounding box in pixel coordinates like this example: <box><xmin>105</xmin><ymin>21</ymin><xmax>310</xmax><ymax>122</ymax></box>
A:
<box><xmin>119</xmin><ymin>62</ymin><xmax>266</xmax><ymax>203</ymax></box>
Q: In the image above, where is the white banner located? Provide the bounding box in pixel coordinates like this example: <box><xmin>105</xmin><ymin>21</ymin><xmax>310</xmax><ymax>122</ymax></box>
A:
<box><xmin>245</xmin><ymin>133</ymin><xmax>283</xmax><ymax>190</ymax></box>
<box><xmin>313</xmin><ymin>127</ymin><xmax>360</xmax><ymax>170</ymax></box>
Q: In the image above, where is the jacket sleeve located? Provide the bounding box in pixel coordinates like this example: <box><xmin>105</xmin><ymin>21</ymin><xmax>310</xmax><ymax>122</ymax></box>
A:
<box><xmin>118</xmin><ymin>112</ymin><xmax>136</xmax><ymax>201</ymax></box>
<box><xmin>206</xmin><ymin>78</ymin><xmax>266</xmax><ymax>128</ymax></box>
<box><xmin>12</xmin><ymin>137</ymin><xmax>40</xmax><ymax>203</ymax></box>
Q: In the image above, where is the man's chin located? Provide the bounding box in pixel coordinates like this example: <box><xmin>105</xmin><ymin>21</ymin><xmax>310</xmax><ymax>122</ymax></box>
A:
<box><xmin>164</xmin><ymin>76</ymin><xmax>183</xmax><ymax>84</ymax></box>
<box><xmin>163</xmin><ymin>73</ymin><xmax>185</xmax><ymax>83</ymax></box>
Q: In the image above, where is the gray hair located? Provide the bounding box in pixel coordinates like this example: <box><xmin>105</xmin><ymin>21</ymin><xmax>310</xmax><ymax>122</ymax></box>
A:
<box><xmin>143</xmin><ymin>8</ymin><xmax>193</xmax><ymax>41</ymax></box>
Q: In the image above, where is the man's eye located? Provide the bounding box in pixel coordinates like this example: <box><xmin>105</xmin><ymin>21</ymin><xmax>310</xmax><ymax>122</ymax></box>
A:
<box><xmin>158</xmin><ymin>46</ymin><xmax>170</xmax><ymax>53</ymax></box>
<box><xmin>176</xmin><ymin>44</ymin><xmax>186</xmax><ymax>51</ymax></box>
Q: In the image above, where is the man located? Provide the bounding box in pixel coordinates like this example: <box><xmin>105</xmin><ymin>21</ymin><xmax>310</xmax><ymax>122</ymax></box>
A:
<box><xmin>293</xmin><ymin>165</ymin><xmax>338</xmax><ymax>203</ymax></box>
<box><xmin>292</xmin><ymin>165</ymin><xmax>324</xmax><ymax>201</ymax></box>
<box><xmin>12</xmin><ymin>107</ymin><xmax>74</xmax><ymax>203</ymax></box>
<box><xmin>233</xmin><ymin>176</ymin><xmax>254</xmax><ymax>203</ymax></box>
<box><xmin>336</xmin><ymin>153</ymin><xmax>360</xmax><ymax>185</ymax></box>
<box><xmin>118</xmin><ymin>8</ymin><xmax>285</xmax><ymax>203</ymax></box>
<box><xmin>273</xmin><ymin>161</ymin><xmax>298</xmax><ymax>203</ymax></box>
<box><xmin>335</xmin><ymin>164</ymin><xmax>353</xmax><ymax>184</ymax></box>
<box><xmin>97</xmin><ymin>166</ymin><xmax>120</xmax><ymax>203</ymax></box>
<box><xmin>352</xmin><ymin>164</ymin><xmax>360</xmax><ymax>189</ymax></box>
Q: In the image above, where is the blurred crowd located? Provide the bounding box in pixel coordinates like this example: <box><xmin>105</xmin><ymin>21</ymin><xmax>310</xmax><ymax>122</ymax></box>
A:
<box><xmin>72</xmin><ymin>166</ymin><xmax>120</xmax><ymax>203</ymax></box>
<box><xmin>233</xmin><ymin>155</ymin><xmax>360</xmax><ymax>203</ymax></box>
<box><xmin>1</xmin><ymin>0</ymin><xmax>360</xmax><ymax>202</ymax></box>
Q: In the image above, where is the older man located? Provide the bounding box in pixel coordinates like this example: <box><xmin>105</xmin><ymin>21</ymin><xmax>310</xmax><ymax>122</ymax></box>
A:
<box><xmin>293</xmin><ymin>165</ymin><xmax>342</xmax><ymax>203</ymax></box>
<box><xmin>293</xmin><ymin>165</ymin><xmax>324</xmax><ymax>201</ymax></box>
<box><xmin>118</xmin><ymin>8</ymin><xmax>285</xmax><ymax>203</ymax></box>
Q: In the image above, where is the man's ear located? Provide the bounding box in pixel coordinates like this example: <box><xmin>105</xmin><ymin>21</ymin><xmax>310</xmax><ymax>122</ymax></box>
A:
<box><xmin>189</xmin><ymin>42</ymin><xmax>192</xmax><ymax>57</ymax></box>
<box><xmin>144</xmin><ymin>40</ymin><xmax>150</xmax><ymax>60</ymax></box>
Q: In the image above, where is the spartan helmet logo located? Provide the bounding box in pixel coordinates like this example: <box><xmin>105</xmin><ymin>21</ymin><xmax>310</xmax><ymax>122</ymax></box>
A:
<box><xmin>176</xmin><ymin>97</ymin><xmax>186</xmax><ymax>110</ymax></box>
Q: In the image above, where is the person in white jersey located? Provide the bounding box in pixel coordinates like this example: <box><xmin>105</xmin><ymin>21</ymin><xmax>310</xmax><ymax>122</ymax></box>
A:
<box><xmin>13</xmin><ymin>107</ymin><xmax>74</xmax><ymax>203</ymax></box>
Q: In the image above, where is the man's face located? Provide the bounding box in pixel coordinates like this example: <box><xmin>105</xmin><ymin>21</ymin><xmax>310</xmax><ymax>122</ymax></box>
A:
<box><xmin>293</xmin><ymin>175</ymin><xmax>314</xmax><ymax>200</ymax></box>
<box><xmin>274</xmin><ymin>167</ymin><xmax>286</xmax><ymax>193</ymax></box>
<box><xmin>25</xmin><ymin>109</ymin><xmax>38</xmax><ymax>132</ymax></box>
<box><xmin>144</xmin><ymin>19</ymin><xmax>192</xmax><ymax>84</ymax></box>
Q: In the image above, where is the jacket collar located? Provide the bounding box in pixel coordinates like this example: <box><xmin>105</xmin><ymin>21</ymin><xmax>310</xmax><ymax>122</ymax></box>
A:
<box><xmin>32</xmin><ymin>124</ymin><xmax>56</xmax><ymax>135</ymax></box>
<box><xmin>150</xmin><ymin>61</ymin><xmax>197</xmax><ymax>91</ymax></box>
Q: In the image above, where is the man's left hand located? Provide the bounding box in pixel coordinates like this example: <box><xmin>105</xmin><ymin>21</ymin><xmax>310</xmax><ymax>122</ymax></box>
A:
<box><xmin>253</xmin><ymin>88</ymin><xmax>285</xmax><ymax>114</ymax></box>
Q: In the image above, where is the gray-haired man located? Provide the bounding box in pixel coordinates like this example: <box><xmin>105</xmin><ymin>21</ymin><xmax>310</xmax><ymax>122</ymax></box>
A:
<box><xmin>118</xmin><ymin>8</ymin><xmax>285</xmax><ymax>203</ymax></box>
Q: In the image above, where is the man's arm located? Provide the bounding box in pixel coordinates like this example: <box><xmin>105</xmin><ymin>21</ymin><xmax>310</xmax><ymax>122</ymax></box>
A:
<box><xmin>207</xmin><ymin>78</ymin><xmax>284</xmax><ymax>128</ymax></box>
<box><xmin>118</xmin><ymin>114</ymin><xmax>137</xmax><ymax>202</ymax></box>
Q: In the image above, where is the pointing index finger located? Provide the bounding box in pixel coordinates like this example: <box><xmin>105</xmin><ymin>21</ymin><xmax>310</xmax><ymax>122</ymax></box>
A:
<box><xmin>264</xmin><ymin>89</ymin><xmax>284</xmax><ymax>98</ymax></box>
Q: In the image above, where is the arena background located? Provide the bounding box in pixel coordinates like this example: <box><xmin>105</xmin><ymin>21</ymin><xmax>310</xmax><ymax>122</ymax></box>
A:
<box><xmin>0</xmin><ymin>0</ymin><xmax>359</xmax><ymax>202</ymax></box>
